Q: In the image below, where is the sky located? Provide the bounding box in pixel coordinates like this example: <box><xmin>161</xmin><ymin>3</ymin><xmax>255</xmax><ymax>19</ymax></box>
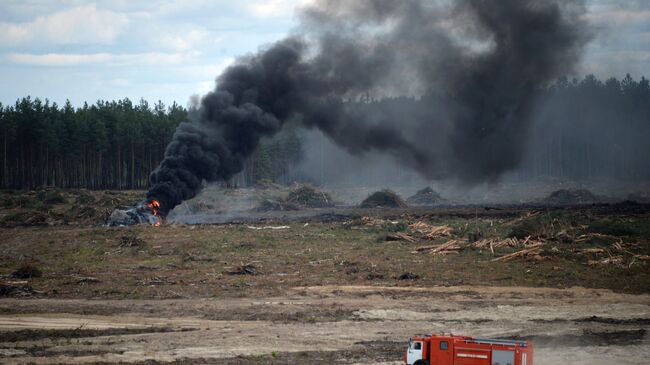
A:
<box><xmin>0</xmin><ymin>0</ymin><xmax>648</xmax><ymax>108</ymax></box>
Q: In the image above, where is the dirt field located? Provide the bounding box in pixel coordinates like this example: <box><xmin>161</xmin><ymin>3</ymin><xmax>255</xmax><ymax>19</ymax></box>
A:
<box><xmin>0</xmin><ymin>286</ymin><xmax>648</xmax><ymax>364</ymax></box>
<box><xmin>1</xmin><ymin>189</ymin><xmax>649</xmax><ymax>363</ymax></box>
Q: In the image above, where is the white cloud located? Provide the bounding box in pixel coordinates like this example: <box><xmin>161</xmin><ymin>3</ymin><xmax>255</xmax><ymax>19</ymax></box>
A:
<box><xmin>0</xmin><ymin>4</ymin><xmax>129</xmax><ymax>47</ymax></box>
<box><xmin>176</xmin><ymin>57</ymin><xmax>234</xmax><ymax>79</ymax></box>
<box><xmin>6</xmin><ymin>52</ymin><xmax>197</xmax><ymax>67</ymax></box>
<box><xmin>159</xmin><ymin>28</ymin><xmax>215</xmax><ymax>52</ymax></box>
<box><xmin>248</xmin><ymin>0</ymin><xmax>313</xmax><ymax>19</ymax></box>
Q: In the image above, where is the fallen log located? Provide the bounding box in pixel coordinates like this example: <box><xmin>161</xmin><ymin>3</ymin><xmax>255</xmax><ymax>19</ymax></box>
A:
<box><xmin>412</xmin><ymin>239</ymin><xmax>464</xmax><ymax>254</ymax></box>
<box><xmin>386</xmin><ymin>232</ymin><xmax>417</xmax><ymax>242</ymax></box>
<box><xmin>491</xmin><ymin>243</ymin><xmax>545</xmax><ymax>262</ymax></box>
<box><xmin>427</xmin><ymin>239</ymin><xmax>464</xmax><ymax>254</ymax></box>
<box><xmin>574</xmin><ymin>248</ymin><xmax>606</xmax><ymax>254</ymax></box>
<box><xmin>575</xmin><ymin>233</ymin><xmax>623</xmax><ymax>244</ymax></box>
<box><xmin>432</xmin><ymin>250</ymin><xmax>459</xmax><ymax>256</ymax></box>
<box><xmin>587</xmin><ymin>256</ymin><xmax>624</xmax><ymax>266</ymax></box>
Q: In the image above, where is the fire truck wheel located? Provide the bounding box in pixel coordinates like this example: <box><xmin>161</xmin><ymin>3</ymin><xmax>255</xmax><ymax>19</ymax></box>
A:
<box><xmin>413</xmin><ymin>361</ymin><xmax>429</xmax><ymax>365</ymax></box>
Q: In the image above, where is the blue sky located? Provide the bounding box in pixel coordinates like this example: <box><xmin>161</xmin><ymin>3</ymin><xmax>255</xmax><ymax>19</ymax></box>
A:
<box><xmin>0</xmin><ymin>0</ymin><xmax>647</xmax><ymax>107</ymax></box>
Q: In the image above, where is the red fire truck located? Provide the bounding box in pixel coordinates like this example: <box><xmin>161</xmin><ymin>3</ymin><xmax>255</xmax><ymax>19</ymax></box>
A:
<box><xmin>405</xmin><ymin>333</ymin><xmax>533</xmax><ymax>365</ymax></box>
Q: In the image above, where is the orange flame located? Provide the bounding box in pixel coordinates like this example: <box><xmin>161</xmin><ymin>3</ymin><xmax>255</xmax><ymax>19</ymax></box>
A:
<box><xmin>148</xmin><ymin>199</ymin><xmax>162</xmax><ymax>227</ymax></box>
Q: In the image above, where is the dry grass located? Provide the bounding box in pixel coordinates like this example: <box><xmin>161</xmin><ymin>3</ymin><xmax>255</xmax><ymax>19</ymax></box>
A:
<box><xmin>0</xmin><ymin>189</ymin><xmax>649</xmax><ymax>298</ymax></box>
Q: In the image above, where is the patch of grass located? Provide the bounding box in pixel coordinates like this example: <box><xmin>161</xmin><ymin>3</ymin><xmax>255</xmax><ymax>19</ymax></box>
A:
<box><xmin>0</xmin><ymin>202</ymin><xmax>648</xmax><ymax>298</ymax></box>
<box><xmin>508</xmin><ymin>211</ymin><xmax>584</xmax><ymax>239</ymax></box>
<box><xmin>382</xmin><ymin>221</ymin><xmax>408</xmax><ymax>233</ymax></box>
<box><xmin>589</xmin><ymin>219</ymin><xmax>638</xmax><ymax>236</ymax></box>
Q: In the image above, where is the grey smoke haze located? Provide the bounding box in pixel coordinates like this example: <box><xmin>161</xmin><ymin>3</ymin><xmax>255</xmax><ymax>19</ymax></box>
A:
<box><xmin>148</xmin><ymin>0</ymin><xmax>589</xmax><ymax>215</ymax></box>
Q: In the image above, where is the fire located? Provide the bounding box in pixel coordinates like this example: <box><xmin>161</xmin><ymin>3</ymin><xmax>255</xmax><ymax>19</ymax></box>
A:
<box><xmin>148</xmin><ymin>199</ymin><xmax>162</xmax><ymax>227</ymax></box>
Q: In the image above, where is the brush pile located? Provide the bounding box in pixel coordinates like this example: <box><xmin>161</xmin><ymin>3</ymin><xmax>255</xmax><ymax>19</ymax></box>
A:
<box><xmin>359</xmin><ymin>190</ymin><xmax>407</xmax><ymax>208</ymax></box>
<box><xmin>254</xmin><ymin>184</ymin><xmax>333</xmax><ymax>211</ymax></box>
<box><xmin>285</xmin><ymin>184</ymin><xmax>334</xmax><ymax>208</ymax></box>
<box><xmin>406</xmin><ymin>187</ymin><xmax>444</xmax><ymax>205</ymax></box>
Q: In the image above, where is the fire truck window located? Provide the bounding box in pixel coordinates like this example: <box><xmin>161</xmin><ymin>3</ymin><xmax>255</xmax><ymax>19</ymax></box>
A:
<box><xmin>440</xmin><ymin>341</ymin><xmax>449</xmax><ymax>350</ymax></box>
<box><xmin>413</xmin><ymin>342</ymin><xmax>422</xmax><ymax>350</ymax></box>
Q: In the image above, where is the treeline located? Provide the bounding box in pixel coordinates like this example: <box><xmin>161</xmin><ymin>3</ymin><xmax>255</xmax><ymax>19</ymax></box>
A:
<box><xmin>1</xmin><ymin>73</ymin><xmax>648</xmax><ymax>190</ymax></box>
<box><xmin>522</xmin><ymin>73</ymin><xmax>650</xmax><ymax>181</ymax></box>
<box><xmin>0</xmin><ymin>97</ymin><xmax>304</xmax><ymax>190</ymax></box>
<box><xmin>0</xmin><ymin>98</ymin><xmax>184</xmax><ymax>189</ymax></box>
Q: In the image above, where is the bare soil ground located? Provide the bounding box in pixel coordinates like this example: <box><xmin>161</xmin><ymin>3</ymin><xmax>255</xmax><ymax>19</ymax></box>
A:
<box><xmin>0</xmin><ymin>189</ymin><xmax>649</xmax><ymax>364</ymax></box>
<box><xmin>0</xmin><ymin>286</ymin><xmax>648</xmax><ymax>364</ymax></box>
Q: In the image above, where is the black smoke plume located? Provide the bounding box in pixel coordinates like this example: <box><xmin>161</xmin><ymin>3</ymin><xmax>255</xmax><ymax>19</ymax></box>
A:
<box><xmin>148</xmin><ymin>0</ymin><xmax>589</xmax><ymax>216</ymax></box>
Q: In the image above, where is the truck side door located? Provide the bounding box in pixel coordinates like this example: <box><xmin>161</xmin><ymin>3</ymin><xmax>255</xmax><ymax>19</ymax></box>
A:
<box><xmin>431</xmin><ymin>339</ymin><xmax>453</xmax><ymax>365</ymax></box>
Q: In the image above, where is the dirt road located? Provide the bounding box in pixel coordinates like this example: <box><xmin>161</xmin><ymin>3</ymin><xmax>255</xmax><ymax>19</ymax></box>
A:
<box><xmin>1</xmin><ymin>285</ymin><xmax>648</xmax><ymax>364</ymax></box>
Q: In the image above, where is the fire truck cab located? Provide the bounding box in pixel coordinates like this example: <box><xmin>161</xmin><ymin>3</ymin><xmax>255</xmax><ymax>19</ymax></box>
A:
<box><xmin>405</xmin><ymin>333</ymin><xmax>533</xmax><ymax>365</ymax></box>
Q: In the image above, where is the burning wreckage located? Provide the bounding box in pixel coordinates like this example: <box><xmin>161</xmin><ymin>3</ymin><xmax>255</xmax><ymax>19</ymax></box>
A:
<box><xmin>108</xmin><ymin>199</ymin><xmax>162</xmax><ymax>227</ymax></box>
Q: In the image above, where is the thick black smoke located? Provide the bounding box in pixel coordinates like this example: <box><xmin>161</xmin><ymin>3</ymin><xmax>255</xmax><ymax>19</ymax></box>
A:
<box><xmin>148</xmin><ymin>0</ymin><xmax>589</xmax><ymax>216</ymax></box>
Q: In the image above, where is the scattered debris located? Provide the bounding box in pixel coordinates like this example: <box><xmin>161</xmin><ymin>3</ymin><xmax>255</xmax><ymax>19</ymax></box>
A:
<box><xmin>226</xmin><ymin>264</ymin><xmax>259</xmax><ymax>275</ymax></box>
<box><xmin>76</xmin><ymin>276</ymin><xmax>100</xmax><ymax>284</ymax></box>
<box><xmin>587</xmin><ymin>256</ymin><xmax>624</xmax><ymax>266</ymax></box>
<box><xmin>359</xmin><ymin>190</ymin><xmax>407</xmax><ymax>208</ymax></box>
<box><xmin>286</xmin><ymin>184</ymin><xmax>334</xmax><ymax>208</ymax></box>
<box><xmin>408</xmin><ymin>222</ymin><xmax>453</xmax><ymax>239</ymax></box>
<box><xmin>574</xmin><ymin>248</ymin><xmax>606</xmax><ymax>254</ymax></box>
<box><xmin>247</xmin><ymin>225</ymin><xmax>291</xmax><ymax>230</ymax></box>
<box><xmin>107</xmin><ymin>201</ymin><xmax>160</xmax><ymax>226</ymax></box>
<box><xmin>398</xmin><ymin>272</ymin><xmax>419</xmax><ymax>280</ymax></box>
<box><xmin>406</xmin><ymin>187</ymin><xmax>444</xmax><ymax>205</ymax></box>
<box><xmin>11</xmin><ymin>264</ymin><xmax>42</xmax><ymax>279</ymax></box>
<box><xmin>472</xmin><ymin>236</ymin><xmax>533</xmax><ymax>249</ymax></box>
<box><xmin>491</xmin><ymin>243</ymin><xmax>546</xmax><ymax>262</ymax></box>
<box><xmin>412</xmin><ymin>235</ymin><xmax>548</xmax><ymax>257</ymax></box>
<box><xmin>413</xmin><ymin>239</ymin><xmax>464</xmax><ymax>255</ymax></box>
